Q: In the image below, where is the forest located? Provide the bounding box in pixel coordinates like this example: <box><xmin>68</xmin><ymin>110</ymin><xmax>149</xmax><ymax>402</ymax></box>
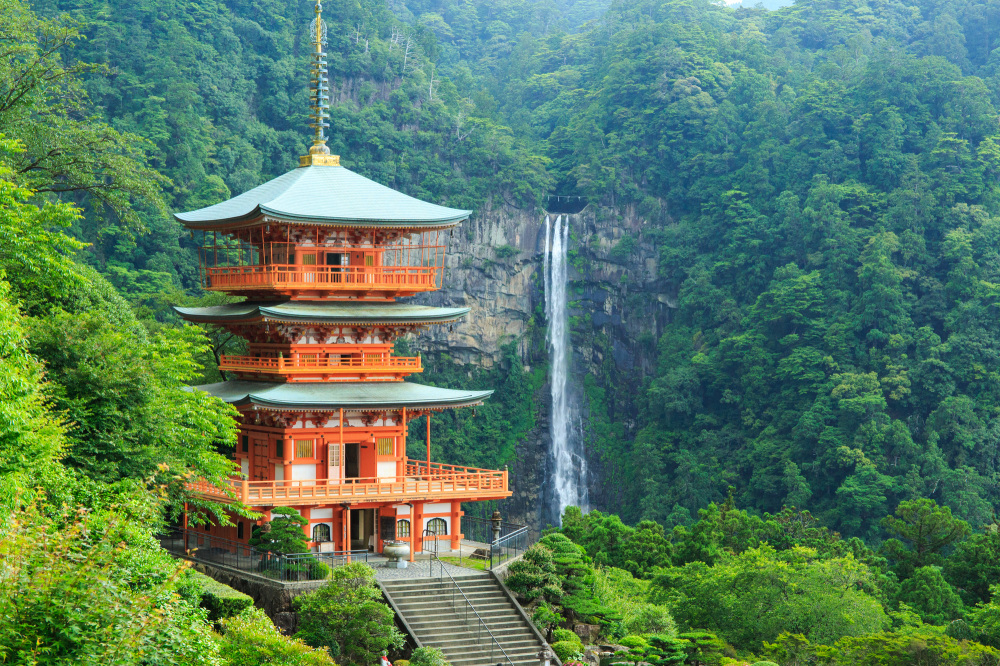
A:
<box><xmin>6</xmin><ymin>0</ymin><xmax>1000</xmax><ymax>662</ymax></box>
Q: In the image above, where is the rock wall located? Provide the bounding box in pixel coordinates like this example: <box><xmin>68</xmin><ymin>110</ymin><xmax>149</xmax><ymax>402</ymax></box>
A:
<box><xmin>411</xmin><ymin>200</ymin><xmax>674</xmax><ymax>527</ymax></box>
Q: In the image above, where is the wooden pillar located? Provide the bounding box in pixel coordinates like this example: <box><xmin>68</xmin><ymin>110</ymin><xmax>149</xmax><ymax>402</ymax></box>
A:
<box><xmin>450</xmin><ymin>501</ymin><xmax>462</xmax><ymax>551</ymax></box>
<box><xmin>282</xmin><ymin>435</ymin><xmax>293</xmax><ymax>485</ymax></box>
<box><xmin>413</xmin><ymin>502</ymin><xmax>425</xmax><ymax>559</ymax></box>
<box><xmin>399</xmin><ymin>407</ymin><xmax>407</xmax><ymax>480</ymax></box>
<box><xmin>339</xmin><ymin>408</ymin><xmax>345</xmax><ymax>482</ymax></box>
<box><xmin>425</xmin><ymin>412</ymin><xmax>431</xmax><ymax>479</ymax></box>
<box><xmin>301</xmin><ymin>507</ymin><xmax>312</xmax><ymax>544</ymax></box>
<box><xmin>182</xmin><ymin>502</ymin><xmax>189</xmax><ymax>552</ymax></box>
<box><xmin>344</xmin><ymin>505</ymin><xmax>352</xmax><ymax>563</ymax></box>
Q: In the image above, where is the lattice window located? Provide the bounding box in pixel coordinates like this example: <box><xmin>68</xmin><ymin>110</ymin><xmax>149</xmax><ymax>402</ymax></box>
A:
<box><xmin>241</xmin><ymin>435</ymin><xmax>249</xmax><ymax>453</ymax></box>
<box><xmin>312</xmin><ymin>524</ymin><xmax>331</xmax><ymax>542</ymax></box>
<box><xmin>376</xmin><ymin>437</ymin><xmax>394</xmax><ymax>456</ymax></box>
<box><xmin>329</xmin><ymin>443</ymin><xmax>340</xmax><ymax>466</ymax></box>
<box><xmin>295</xmin><ymin>439</ymin><xmax>314</xmax><ymax>458</ymax></box>
<box><xmin>396</xmin><ymin>519</ymin><xmax>411</xmax><ymax>537</ymax></box>
<box><xmin>426</xmin><ymin>518</ymin><xmax>448</xmax><ymax>536</ymax></box>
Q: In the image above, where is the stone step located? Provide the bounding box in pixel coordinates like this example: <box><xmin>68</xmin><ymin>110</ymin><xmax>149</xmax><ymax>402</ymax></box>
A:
<box><xmin>393</xmin><ymin>600</ymin><xmax>516</xmax><ymax>614</ymax></box>
<box><xmin>408</xmin><ymin>618</ymin><xmax>530</xmax><ymax>632</ymax></box>
<box><xmin>380</xmin><ymin>572</ymin><xmax>547</xmax><ymax>666</ymax></box>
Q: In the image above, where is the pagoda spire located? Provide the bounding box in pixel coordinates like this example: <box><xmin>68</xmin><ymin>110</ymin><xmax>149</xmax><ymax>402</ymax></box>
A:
<box><xmin>301</xmin><ymin>0</ymin><xmax>340</xmax><ymax>166</ymax></box>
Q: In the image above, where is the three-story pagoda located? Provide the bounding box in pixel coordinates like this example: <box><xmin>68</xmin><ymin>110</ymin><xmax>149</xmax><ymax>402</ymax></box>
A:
<box><xmin>175</xmin><ymin>2</ymin><xmax>510</xmax><ymax>558</ymax></box>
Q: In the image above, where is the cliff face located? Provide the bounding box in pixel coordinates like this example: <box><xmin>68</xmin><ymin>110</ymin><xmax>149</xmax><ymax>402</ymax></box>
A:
<box><xmin>411</xmin><ymin>200</ymin><xmax>675</xmax><ymax>528</ymax></box>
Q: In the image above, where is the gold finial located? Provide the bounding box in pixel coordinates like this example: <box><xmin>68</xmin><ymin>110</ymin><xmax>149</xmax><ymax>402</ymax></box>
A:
<box><xmin>300</xmin><ymin>0</ymin><xmax>340</xmax><ymax>166</ymax></box>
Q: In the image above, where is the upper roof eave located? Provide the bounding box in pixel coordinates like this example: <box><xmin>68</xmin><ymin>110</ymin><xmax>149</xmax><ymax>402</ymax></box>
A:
<box><xmin>172</xmin><ymin>165</ymin><xmax>472</xmax><ymax>231</ymax></box>
<box><xmin>174</xmin><ymin>208</ymin><xmax>470</xmax><ymax>231</ymax></box>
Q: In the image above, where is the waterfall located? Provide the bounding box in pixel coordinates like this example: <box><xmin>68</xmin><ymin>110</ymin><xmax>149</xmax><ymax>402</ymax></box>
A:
<box><xmin>543</xmin><ymin>214</ymin><xmax>588</xmax><ymax>524</ymax></box>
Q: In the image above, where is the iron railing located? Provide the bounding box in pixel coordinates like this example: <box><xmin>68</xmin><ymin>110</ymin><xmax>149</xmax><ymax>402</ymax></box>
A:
<box><xmin>158</xmin><ymin>526</ymin><xmax>374</xmax><ymax>582</ymax></box>
<box><xmin>462</xmin><ymin>516</ymin><xmax>530</xmax><ymax>569</ymax></box>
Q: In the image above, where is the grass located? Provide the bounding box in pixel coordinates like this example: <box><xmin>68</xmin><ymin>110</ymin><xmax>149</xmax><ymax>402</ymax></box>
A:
<box><xmin>440</xmin><ymin>556</ymin><xmax>488</xmax><ymax>571</ymax></box>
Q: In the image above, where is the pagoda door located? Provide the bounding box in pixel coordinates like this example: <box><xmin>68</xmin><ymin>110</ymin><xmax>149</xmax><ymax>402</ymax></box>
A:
<box><xmin>300</xmin><ymin>252</ymin><xmax>317</xmax><ymax>283</ymax></box>
<box><xmin>253</xmin><ymin>439</ymin><xmax>269</xmax><ymax>480</ymax></box>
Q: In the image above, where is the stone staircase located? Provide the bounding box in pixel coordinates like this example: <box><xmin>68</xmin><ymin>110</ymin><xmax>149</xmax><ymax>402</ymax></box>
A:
<box><xmin>381</xmin><ymin>573</ymin><xmax>547</xmax><ymax>666</ymax></box>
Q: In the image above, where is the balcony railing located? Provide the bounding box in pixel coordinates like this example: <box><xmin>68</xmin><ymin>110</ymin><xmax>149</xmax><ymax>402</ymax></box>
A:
<box><xmin>219</xmin><ymin>353</ymin><xmax>422</xmax><ymax>377</ymax></box>
<box><xmin>202</xmin><ymin>264</ymin><xmax>439</xmax><ymax>293</ymax></box>
<box><xmin>189</xmin><ymin>465</ymin><xmax>510</xmax><ymax>507</ymax></box>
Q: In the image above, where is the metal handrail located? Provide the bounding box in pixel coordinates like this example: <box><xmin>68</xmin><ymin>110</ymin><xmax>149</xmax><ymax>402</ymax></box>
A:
<box><xmin>422</xmin><ymin>531</ymin><xmax>514</xmax><ymax>666</ymax></box>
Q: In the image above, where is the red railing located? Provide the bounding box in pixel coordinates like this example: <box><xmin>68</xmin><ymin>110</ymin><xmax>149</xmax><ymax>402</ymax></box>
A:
<box><xmin>190</xmin><ymin>468</ymin><xmax>509</xmax><ymax>506</ymax></box>
<box><xmin>203</xmin><ymin>264</ymin><xmax>439</xmax><ymax>292</ymax></box>
<box><xmin>219</xmin><ymin>354</ymin><xmax>422</xmax><ymax>375</ymax></box>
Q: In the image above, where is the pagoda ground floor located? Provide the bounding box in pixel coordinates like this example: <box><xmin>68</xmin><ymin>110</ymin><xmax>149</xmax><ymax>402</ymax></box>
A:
<box><xmin>193</xmin><ymin>498</ymin><xmax>484</xmax><ymax>562</ymax></box>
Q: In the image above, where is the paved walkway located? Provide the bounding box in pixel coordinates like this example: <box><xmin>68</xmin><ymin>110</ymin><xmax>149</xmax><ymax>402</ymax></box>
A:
<box><xmin>373</xmin><ymin>557</ymin><xmax>484</xmax><ymax>581</ymax></box>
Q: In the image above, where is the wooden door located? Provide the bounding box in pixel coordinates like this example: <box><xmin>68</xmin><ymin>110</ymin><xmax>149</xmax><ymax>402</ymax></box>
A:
<box><xmin>253</xmin><ymin>439</ymin><xmax>269</xmax><ymax>480</ymax></box>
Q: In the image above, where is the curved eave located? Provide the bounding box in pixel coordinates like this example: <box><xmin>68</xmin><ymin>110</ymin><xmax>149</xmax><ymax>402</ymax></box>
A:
<box><xmin>172</xmin><ymin>304</ymin><xmax>471</xmax><ymax>326</ymax></box>
<box><xmin>174</xmin><ymin>208</ymin><xmax>469</xmax><ymax>231</ymax></box>
<box><xmin>191</xmin><ymin>380</ymin><xmax>492</xmax><ymax>412</ymax></box>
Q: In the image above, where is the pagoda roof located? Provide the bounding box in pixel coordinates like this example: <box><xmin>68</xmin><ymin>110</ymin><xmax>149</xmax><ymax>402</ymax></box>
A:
<box><xmin>175</xmin><ymin>165</ymin><xmax>470</xmax><ymax>229</ymax></box>
<box><xmin>174</xmin><ymin>302</ymin><xmax>470</xmax><ymax>326</ymax></box>
<box><xmin>193</xmin><ymin>380</ymin><xmax>492</xmax><ymax>411</ymax></box>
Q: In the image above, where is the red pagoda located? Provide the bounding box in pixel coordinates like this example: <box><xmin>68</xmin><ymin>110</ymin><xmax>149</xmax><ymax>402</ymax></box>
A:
<box><xmin>174</xmin><ymin>2</ymin><xmax>510</xmax><ymax>559</ymax></box>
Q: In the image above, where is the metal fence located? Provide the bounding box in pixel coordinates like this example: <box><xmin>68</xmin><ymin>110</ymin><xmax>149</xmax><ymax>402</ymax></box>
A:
<box><xmin>461</xmin><ymin>516</ymin><xmax>530</xmax><ymax>569</ymax></box>
<box><xmin>158</xmin><ymin>526</ymin><xmax>376</xmax><ymax>582</ymax></box>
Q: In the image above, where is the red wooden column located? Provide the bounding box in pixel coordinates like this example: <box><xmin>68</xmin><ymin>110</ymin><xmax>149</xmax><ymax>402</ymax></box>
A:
<box><xmin>282</xmin><ymin>435</ymin><xmax>293</xmax><ymax>485</ymax></box>
<box><xmin>411</xmin><ymin>502</ymin><xmax>424</xmax><ymax>561</ymax></box>
<box><xmin>301</xmin><ymin>506</ymin><xmax>312</xmax><ymax>543</ymax></box>
<box><xmin>425</xmin><ymin>412</ymin><xmax>431</xmax><ymax>479</ymax></box>
<box><xmin>344</xmin><ymin>504</ymin><xmax>352</xmax><ymax>563</ymax></box>
<box><xmin>450</xmin><ymin>500</ymin><xmax>462</xmax><ymax>551</ymax></box>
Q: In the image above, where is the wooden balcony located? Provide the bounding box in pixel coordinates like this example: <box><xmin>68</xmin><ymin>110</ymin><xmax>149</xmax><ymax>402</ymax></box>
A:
<box><xmin>219</xmin><ymin>353</ymin><xmax>422</xmax><ymax>380</ymax></box>
<box><xmin>188</xmin><ymin>463</ymin><xmax>510</xmax><ymax>507</ymax></box>
<box><xmin>203</xmin><ymin>264</ymin><xmax>439</xmax><ymax>297</ymax></box>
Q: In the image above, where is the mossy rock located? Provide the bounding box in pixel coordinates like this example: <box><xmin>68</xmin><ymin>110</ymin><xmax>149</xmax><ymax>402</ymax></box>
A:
<box><xmin>188</xmin><ymin>570</ymin><xmax>254</xmax><ymax>620</ymax></box>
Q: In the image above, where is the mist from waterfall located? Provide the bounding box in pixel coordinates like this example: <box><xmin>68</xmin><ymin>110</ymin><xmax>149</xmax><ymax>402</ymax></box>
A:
<box><xmin>543</xmin><ymin>214</ymin><xmax>588</xmax><ymax>524</ymax></box>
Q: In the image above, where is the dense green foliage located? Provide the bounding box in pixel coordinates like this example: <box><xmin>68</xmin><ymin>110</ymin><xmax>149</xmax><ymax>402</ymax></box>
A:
<box><xmin>294</xmin><ymin>563</ymin><xmax>406</xmax><ymax>666</ymax></box>
<box><xmin>217</xmin><ymin>608</ymin><xmax>337</xmax><ymax>666</ymax></box>
<box><xmin>526</xmin><ymin>0</ymin><xmax>1000</xmax><ymax>539</ymax></box>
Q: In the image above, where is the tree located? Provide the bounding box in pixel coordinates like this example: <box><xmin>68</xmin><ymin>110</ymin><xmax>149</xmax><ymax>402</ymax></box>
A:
<box><xmin>0</xmin><ymin>500</ymin><xmax>220</xmax><ymax>666</ymax></box>
<box><xmin>896</xmin><ymin>566</ymin><xmax>964</xmax><ymax>625</ymax></box>
<box><xmin>882</xmin><ymin>500</ymin><xmax>972</xmax><ymax>579</ymax></box>
<box><xmin>294</xmin><ymin>563</ymin><xmax>405</xmax><ymax>666</ymax></box>
<box><xmin>249</xmin><ymin>507</ymin><xmax>309</xmax><ymax>555</ymax></box>
<box><xmin>655</xmin><ymin>546</ymin><xmax>889</xmax><ymax>650</ymax></box>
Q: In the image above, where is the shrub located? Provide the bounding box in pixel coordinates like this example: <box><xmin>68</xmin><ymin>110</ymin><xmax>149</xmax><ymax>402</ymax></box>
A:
<box><xmin>218</xmin><ymin>607</ymin><xmax>335</xmax><ymax>665</ymax></box>
<box><xmin>294</xmin><ymin>563</ymin><xmax>405</xmax><ymax>666</ymax></box>
<box><xmin>409</xmin><ymin>646</ymin><xmax>450</xmax><ymax>666</ymax></box>
<box><xmin>553</xmin><ymin>628</ymin><xmax>583</xmax><ymax>645</ymax></box>
<box><xmin>551</xmin><ymin>640</ymin><xmax>584</xmax><ymax>662</ymax></box>
<box><xmin>495</xmin><ymin>245</ymin><xmax>519</xmax><ymax>259</ymax></box>
<box><xmin>618</xmin><ymin>636</ymin><xmax>648</xmax><ymax>650</ymax></box>
<box><xmin>186</xmin><ymin>570</ymin><xmax>253</xmax><ymax>621</ymax></box>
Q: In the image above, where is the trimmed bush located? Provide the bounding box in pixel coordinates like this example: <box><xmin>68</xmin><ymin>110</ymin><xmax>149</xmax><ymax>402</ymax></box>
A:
<box><xmin>551</xmin><ymin>640</ymin><xmax>583</xmax><ymax>662</ymax></box>
<box><xmin>409</xmin><ymin>647</ymin><xmax>450</xmax><ymax>666</ymax></box>
<box><xmin>186</xmin><ymin>570</ymin><xmax>253</xmax><ymax>621</ymax></box>
<box><xmin>553</xmin><ymin>628</ymin><xmax>583</xmax><ymax>645</ymax></box>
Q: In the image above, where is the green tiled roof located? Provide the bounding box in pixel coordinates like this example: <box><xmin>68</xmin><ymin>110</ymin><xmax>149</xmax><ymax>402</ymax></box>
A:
<box><xmin>174</xmin><ymin>302</ymin><xmax>470</xmax><ymax>325</ymax></box>
<box><xmin>175</xmin><ymin>166</ymin><xmax>470</xmax><ymax>228</ymax></box>
<box><xmin>193</xmin><ymin>380</ymin><xmax>492</xmax><ymax>411</ymax></box>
